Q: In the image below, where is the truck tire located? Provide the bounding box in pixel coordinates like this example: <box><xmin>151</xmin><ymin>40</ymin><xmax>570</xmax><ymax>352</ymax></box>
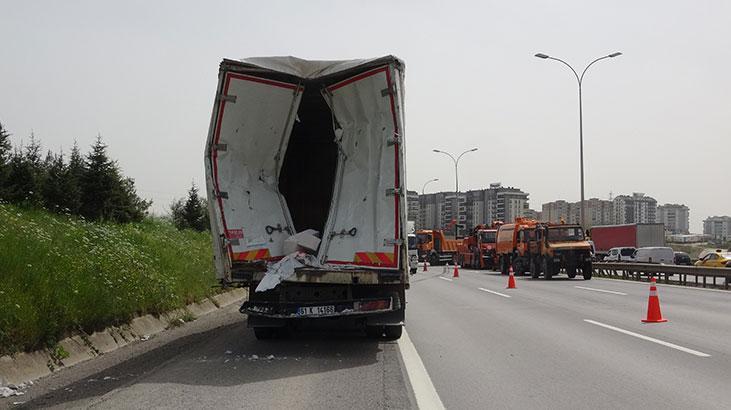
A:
<box><xmin>530</xmin><ymin>259</ymin><xmax>539</xmax><ymax>279</ymax></box>
<box><xmin>542</xmin><ymin>258</ymin><xmax>553</xmax><ymax>280</ymax></box>
<box><xmin>254</xmin><ymin>327</ymin><xmax>275</xmax><ymax>340</ymax></box>
<box><xmin>582</xmin><ymin>261</ymin><xmax>593</xmax><ymax>280</ymax></box>
<box><xmin>567</xmin><ymin>267</ymin><xmax>577</xmax><ymax>279</ymax></box>
<box><xmin>384</xmin><ymin>325</ymin><xmax>403</xmax><ymax>340</ymax></box>
<box><xmin>429</xmin><ymin>253</ymin><xmax>440</xmax><ymax>266</ymax></box>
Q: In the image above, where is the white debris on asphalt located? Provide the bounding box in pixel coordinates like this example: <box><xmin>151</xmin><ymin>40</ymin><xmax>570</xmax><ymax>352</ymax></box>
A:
<box><xmin>140</xmin><ymin>335</ymin><xmax>150</xmax><ymax>341</ymax></box>
<box><xmin>250</xmin><ymin>354</ymin><xmax>259</xmax><ymax>360</ymax></box>
<box><xmin>225</xmin><ymin>350</ymin><xmax>232</xmax><ymax>355</ymax></box>
<box><xmin>0</xmin><ymin>386</ymin><xmax>25</xmax><ymax>398</ymax></box>
<box><xmin>266</xmin><ymin>355</ymin><xmax>275</xmax><ymax>360</ymax></box>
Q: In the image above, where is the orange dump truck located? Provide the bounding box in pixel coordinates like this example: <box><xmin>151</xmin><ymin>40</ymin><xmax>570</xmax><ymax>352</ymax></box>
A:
<box><xmin>416</xmin><ymin>229</ymin><xmax>460</xmax><ymax>266</ymax></box>
<box><xmin>455</xmin><ymin>224</ymin><xmax>500</xmax><ymax>269</ymax></box>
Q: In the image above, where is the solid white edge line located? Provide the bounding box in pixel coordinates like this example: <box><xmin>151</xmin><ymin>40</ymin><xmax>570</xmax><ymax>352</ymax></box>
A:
<box><xmin>438</xmin><ymin>276</ymin><xmax>453</xmax><ymax>282</ymax></box>
<box><xmin>398</xmin><ymin>329</ymin><xmax>446</xmax><ymax>410</ymax></box>
<box><xmin>583</xmin><ymin>319</ymin><xmax>710</xmax><ymax>357</ymax></box>
<box><xmin>574</xmin><ymin>286</ymin><xmax>627</xmax><ymax>296</ymax></box>
<box><xmin>478</xmin><ymin>287</ymin><xmax>511</xmax><ymax>298</ymax></box>
<box><xmin>594</xmin><ymin>277</ymin><xmax>730</xmax><ymax>294</ymax></box>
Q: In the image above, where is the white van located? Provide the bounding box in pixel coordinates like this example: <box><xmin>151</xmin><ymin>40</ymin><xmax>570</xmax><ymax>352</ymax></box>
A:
<box><xmin>632</xmin><ymin>247</ymin><xmax>674</xmax><ymax>264</ymax></box>
<box><xmin>603</xmin><ymin>247</ymin><xmax>636</xmax><ymax>262</ymax></box>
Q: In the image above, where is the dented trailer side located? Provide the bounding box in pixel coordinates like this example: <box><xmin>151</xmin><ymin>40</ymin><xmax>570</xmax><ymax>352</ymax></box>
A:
<box><xmin>204</xmin><ymin>56</ymin><xmax>408</xmax><ymax>338</ymax></box>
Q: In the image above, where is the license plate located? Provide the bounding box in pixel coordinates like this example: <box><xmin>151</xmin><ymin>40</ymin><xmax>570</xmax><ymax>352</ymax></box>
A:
<box><xmin>297</xmin><ymin>305</ymin><xmax>336</xmax><ymax>316</ymax></box>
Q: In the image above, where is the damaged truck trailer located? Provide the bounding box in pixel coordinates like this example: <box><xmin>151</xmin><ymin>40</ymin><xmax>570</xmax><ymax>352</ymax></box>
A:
<box><xmin>204</xmin><ymin>56</ymin><xmax>408</xmax><ymax>340</ymax></box>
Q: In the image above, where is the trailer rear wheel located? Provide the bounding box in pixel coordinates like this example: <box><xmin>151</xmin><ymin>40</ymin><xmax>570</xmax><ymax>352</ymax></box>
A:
<box><xmin>384</xmin><ymin>325</ymin><xmax>403</xmax><ymax>340</ymax></box>
<box><xmin>254</xmin><ymin>327</ymin><xmax>275</xmax><ymax>340</ymax></box>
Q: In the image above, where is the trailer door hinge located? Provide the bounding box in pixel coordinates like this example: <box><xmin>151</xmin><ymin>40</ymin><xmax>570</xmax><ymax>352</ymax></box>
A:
<box><xmin>387</xmin><ymin>135</ymin><xmax>401</xmax><ymax>146</ymax></box>
<box><xmin>384</xmin><ymin>238</ymin><xmax>403</xmax><ymax>246</ymax></box>
<box><xmin>213</xmin><ymin>143</ymin><xmax>227</xmax><ymax>151</ymax></box>
<box><xmin>217</xmin><ymin>191</ymin><xmax>229</xmax><ymax>199</ymax></box>
<box><xmin>217</xmin><ymin>94</ymin><xmax>237</xmax><ymax>103</ymax></box>
<box><xmin>386</xmin><ymin>188</ymin><xmax>402</xmax><ymax>196</ymax></box>
<box><xmin>381</xmin><ymin>84</ymin><xmax>395</xmax><ymax>97</ymax></box>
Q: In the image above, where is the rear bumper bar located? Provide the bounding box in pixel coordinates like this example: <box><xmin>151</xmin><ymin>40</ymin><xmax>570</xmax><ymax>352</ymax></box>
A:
<box><xmin>240</xmin><ymin>296</ymin><xmax>397</xmax><ymax>319</ymax></box>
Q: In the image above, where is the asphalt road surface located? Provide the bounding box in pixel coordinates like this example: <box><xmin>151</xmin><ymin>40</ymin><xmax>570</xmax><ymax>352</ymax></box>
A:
<box><xmin>5</xmin><ymin>267</ymin><xmax>731</xmax><ymax>409</ymax></box>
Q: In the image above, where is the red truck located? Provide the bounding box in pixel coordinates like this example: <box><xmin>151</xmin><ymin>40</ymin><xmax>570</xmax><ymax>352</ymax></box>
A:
<box><xmin>589</xmin><ymin>223</ymin><xmax>665</xmax><ymax>259</ymax></box>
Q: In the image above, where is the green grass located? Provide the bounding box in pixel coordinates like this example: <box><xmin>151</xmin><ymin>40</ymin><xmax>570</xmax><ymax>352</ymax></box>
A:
<box><xmin>0</xmin><ymin>203</ymin><xmax>217</xmax><ymax>355</ymax></box>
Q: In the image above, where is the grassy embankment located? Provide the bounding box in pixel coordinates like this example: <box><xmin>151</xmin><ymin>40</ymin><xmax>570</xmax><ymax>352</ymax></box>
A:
<box><xmin>0</xmin><ymin>203</ymin><xmax>217</xmax><ymax>355</ymax></box>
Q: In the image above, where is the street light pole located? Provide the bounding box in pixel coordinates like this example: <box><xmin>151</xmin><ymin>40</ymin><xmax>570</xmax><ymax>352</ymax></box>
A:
<box><xmin>534</xmin><ymin>52</ymin><xmax>621</xmax><ymax>229</ymax></box>
<box><xmin>433</xmin><ymin>148</ymin><xmax>478</xmax><ymax>238</ymax></box>
<box><xmin>421</xmin><ymin>178</ymin><xmax>439</xmax><ymax>195</ymax></box>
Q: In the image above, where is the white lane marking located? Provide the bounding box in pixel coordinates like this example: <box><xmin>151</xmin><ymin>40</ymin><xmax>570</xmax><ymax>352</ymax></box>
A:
<box><xmin>574</xmin><ymin>286</ymin><xmax>627</xmax><ymax>296</ymax></box>
<box><xmin>583</xmin><ymin>319</ymin><xmax>711</xmax><ymax>358</ymax></box>
<box><xmin>478</xmin><ymin>287</ymin><xmax>511</xmax><ymax>298</ymax></box>
<box><xmin>594</xmin><ymin>277</ymin><xmax>729</xmax><ymax>294</ymax></box>
<box><xmin>398</xmin><ymin>329</ymin><xmax>446</xmax><ymax>410</ymax></box>
<box><xmin>438</xmin><ymin>276</ymin><xmax>453</xmax><ymax>282</ymax></box>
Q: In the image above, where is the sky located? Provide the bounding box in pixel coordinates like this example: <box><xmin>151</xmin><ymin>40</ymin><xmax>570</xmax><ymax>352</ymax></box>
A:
<box><xmin>1</xmin><ymin>0</ymin><xmax>729</xmax><ymax>232</ymax></box>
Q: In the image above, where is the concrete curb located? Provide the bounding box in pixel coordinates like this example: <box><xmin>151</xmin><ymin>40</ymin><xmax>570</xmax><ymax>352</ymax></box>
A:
<box><xmin>0</xmin><ymin>288</ymin><xmax>246</xmax><ymax>387</ymax></box>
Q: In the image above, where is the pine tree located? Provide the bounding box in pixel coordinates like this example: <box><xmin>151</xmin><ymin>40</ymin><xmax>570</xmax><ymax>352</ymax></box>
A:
<box><xmin>171</xmin><ymin>182</ymin><xmax>209</xmax><ymax>231</ymax></box>
<box><xmin>80</xmin><ymin>136</ymin><xmax>118</xmax><ymax>220</ymax></box>
<box><xmin>41</xmin><ymin>152</ymin><xmax>67</xmax><ymax>212</ymax></box>
<box><xmin>0</xmin><ymin>122</ymin><xmax>11</xmax><ymax>199</ymax></box>
<box><xmin>79</xmin><ymin>136</ymin><xmax>150</xmax><ymax>222</ymax></box>
<box><xmin>64</xmin><ymin>142</ymin><xmax>84</xmax><ymax>214</ymax></box>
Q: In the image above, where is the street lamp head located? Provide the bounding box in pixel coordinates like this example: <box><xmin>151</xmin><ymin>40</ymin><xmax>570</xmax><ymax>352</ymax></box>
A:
<box><xmin>432</xmin><ymin>149</ymin><xmax>441</xmax><ymax>153</ymax></box>
<box><xmin>432</xmin><ymin>178</ymin><xmax>439</xmax><ymax>182</ymax></box>
<box><xmin>534</xmin><ymin>53</ymin><xmax>550</xmax><ymax>59</ymax></box>
<box><xmin>469</xmin><ymin>148</ymin><xmax>478</xmax><ymax>152</ymax></box>
<box><xmin>608</xmin><ymin>52</ymin><xmax>622</xmax><ymax>58</ymax></box>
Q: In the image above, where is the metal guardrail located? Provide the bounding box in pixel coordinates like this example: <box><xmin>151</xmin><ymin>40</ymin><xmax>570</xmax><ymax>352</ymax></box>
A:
<box><xmin>594</xmin><ymin>262</ymin><xmax>731</xmax><ymax>290</ymax></box>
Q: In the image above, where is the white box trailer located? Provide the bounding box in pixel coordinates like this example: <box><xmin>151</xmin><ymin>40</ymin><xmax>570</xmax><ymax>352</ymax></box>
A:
<box><xmin>204</xmin><ymin>56</ymin><xmax>408</xmax><ymax>339</ymax></box>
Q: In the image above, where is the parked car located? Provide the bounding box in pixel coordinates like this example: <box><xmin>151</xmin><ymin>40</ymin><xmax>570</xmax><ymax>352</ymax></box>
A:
<box><xmin>673</xmin><ymin>251</ymin><xmax>692</xmax><ymax>266</ymax></box>
<box><xmin>603</xmin><ymin>247</ymin><xmax>636</xmax><ymax>262</ymax></box>
<box><xmin>632</xmin><ymin>247</ymin><xmax>675</xmax><ymax>264</ymax></box>
<box><xmin>694</xmin><ymin>250</ymin><xmax>731</xmax><ymax>268</ymax></box>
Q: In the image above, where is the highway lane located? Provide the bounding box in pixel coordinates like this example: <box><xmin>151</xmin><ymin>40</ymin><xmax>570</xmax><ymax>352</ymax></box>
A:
<box><xmin>6</xmin><ymin>267</ymin><xmax>731</xmax><ymax>409</ymax></box>
<box><xmin>406</xmin><ymin>266</ymin><xmax>731</xmax><ymax>409</ymax></box>
<box><xmin>6</xmin><ymin>304</ymin><xmax>415</xmax><ymax>410</ymax></box>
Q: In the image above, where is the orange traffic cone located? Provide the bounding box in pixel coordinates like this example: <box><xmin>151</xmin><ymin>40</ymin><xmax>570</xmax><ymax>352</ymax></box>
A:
<box><xmin>453</xmin><ymin>263</ymin><xmax>459</xmax><ymax>278</ymax></box>
<box><xmin>423</xmin><ymin>260</ymin><xmax>428</xmax><ymax>272</ymax></box>
<box><xmin>507</xmin><ymin>266</ymin><xmax>516</xmax><ymax>289</ymax></box>
<box><xmin>642</xmin><ymin>277</ymin><xmax>667</xmax><ymax>323</ymax></box>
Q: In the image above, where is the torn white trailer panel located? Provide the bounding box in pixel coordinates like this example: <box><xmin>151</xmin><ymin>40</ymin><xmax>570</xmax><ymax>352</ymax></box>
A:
<box><xmin>204</xmin><ymin>56</ymin><xmax>407</xmax><ymax>283</ymax></box>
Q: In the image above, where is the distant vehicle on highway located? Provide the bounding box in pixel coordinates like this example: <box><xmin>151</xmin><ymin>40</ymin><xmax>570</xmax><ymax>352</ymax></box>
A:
<box><xmin>589</xmin><ymin>223</ymin><xmax>665</xmax><ymax>259</ymax></box>
<box><xmin>632</xmin><ymin>247</ymin><xmax>675</xmax><ymax>264</ymax></box>
<box><xmin>673</xmin><ymin>251</ymin><xmax>692</xmax><ymax>266</ymax></box>
<box><xmin>408</xmin><ymin>233</ymin><xmax>418</xmax><ymax>274</ymax></box>
<box><xmin>603</xmin><ymin>247</ymin><xmax>636</xmax><ymax>262</ymax></box>
<box><xmin>694</xmin><ymin>250</ymin><xmax>731</xmax><ymax>268</ymax></box>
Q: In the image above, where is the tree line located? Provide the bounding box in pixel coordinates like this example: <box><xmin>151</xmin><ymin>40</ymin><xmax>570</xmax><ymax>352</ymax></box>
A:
<box><xmin>0</xmin><ymin>122</ymin><xmax>150</xmax><ymax>223</ymax></box>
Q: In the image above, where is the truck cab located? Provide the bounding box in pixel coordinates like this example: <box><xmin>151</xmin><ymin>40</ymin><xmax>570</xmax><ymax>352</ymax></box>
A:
<box><xmin>535</xmin><ymin>224</ymin><xmax>593</xmax><ymax>280</ymax></box>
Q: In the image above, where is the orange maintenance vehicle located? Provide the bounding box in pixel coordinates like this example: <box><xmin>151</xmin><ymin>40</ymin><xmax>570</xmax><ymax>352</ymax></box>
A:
<box><xmin>455</xmin><ymin>224</ymin><xmax>500</xmax><ymax>269</ymax></box>
<box><xmin>496</xmin><ymin>218</ymin><xmax>593</xmax><ymax>280</ymax></box>
<box><xmin>416</xmin><ymin>229</ymin><xmax>460</xmax><ymax>266</ymax></box>
<box><xmin>496</xmin><ymin>218</ymin><xmax>539</xmax><ymax>275</ymax></box>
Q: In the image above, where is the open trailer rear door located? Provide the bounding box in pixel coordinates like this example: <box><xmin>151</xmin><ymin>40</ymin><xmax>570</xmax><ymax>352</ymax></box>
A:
<box><xmin>319</xmin><ymin>66</ymin><xmax>403</xmax><ymax>270</ymax></box>
<box><xmin>208</xmin><ymin>72</ymin><xmax>302</xmax><ymax>265</ymax></box>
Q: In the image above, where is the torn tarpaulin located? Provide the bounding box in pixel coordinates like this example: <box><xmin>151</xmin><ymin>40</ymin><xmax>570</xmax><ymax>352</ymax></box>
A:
<box><xmin>255</xmin><ymin>252</ymin><xmax>322</xmax><ymax>292</ymax></box>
